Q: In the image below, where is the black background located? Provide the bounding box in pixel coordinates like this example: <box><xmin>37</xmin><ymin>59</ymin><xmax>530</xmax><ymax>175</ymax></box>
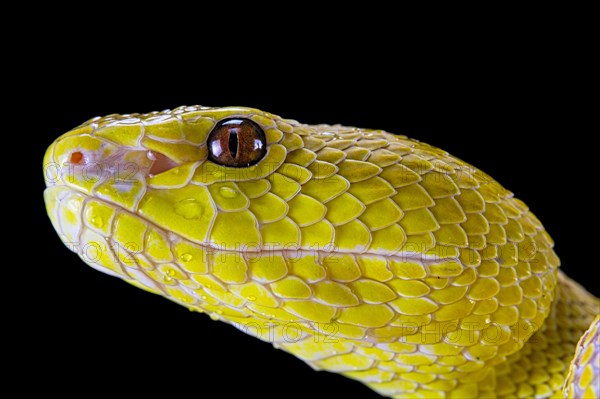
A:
<box><xmin>25</xmin><ymin>46</ymin><xmax>596</xmax><ymax>398</ymax></box>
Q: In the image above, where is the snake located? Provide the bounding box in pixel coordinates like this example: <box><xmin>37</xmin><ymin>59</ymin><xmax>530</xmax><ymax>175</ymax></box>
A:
<box><xmin>43</xmin><ymin>106</ymin><xmax>599</xmax><ymax>398</ymax></box>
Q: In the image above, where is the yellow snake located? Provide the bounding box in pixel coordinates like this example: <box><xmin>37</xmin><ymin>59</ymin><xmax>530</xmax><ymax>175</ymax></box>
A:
<box><xmin>43</xmin><ymin>106</ymin><xmax>599</xmax><ymax>398</ymax></box>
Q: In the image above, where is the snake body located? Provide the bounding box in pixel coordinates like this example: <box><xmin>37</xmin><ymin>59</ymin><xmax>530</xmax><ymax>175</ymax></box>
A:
<box><xmin>43</xmin><ymin>106</ymin><xmax>599</xmax><ymax>398</ymax></box>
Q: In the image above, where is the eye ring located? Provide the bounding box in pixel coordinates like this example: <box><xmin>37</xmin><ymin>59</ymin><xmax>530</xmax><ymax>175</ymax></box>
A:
<box><xmin>207</xmin><ymin>118</ymin><xmax>267</xmax><ymax>167</ymax></box>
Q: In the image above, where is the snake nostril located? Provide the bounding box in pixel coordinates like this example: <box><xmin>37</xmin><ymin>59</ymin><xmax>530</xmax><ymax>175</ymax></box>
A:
<box><xmin>69</xmin><ymin>151</ymin><xmax>84</xmax><ymax>164</ymax></box>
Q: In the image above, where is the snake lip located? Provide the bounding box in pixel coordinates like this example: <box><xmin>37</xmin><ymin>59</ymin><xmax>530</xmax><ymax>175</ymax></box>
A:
<box><xmin>47</xmin><ymin>181</ymin><xmax>457</xmax><ymax>268</ymax></box>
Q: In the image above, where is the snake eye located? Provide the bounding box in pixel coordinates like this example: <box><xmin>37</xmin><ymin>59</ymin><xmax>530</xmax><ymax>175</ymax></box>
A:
<box><xmin>207</xmin><ymin>118</ymin><xmax>267</xmax><ymax>167</ymax></box>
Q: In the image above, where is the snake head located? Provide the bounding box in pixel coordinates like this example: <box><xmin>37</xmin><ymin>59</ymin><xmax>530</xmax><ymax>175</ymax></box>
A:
<box><xmin>42</xmin><ymin>106</ymin><xmax>305</xmax><ymax>279</ymax></box>
<box><xmin>44</xmin><ymin>105</ymin><xmax>566</xmax><ymax>393</ymax></box>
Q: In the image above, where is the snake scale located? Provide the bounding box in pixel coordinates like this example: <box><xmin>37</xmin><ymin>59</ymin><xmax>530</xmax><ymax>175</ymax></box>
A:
<box><xmin>43</xmin><ymin>106</ymin><xmax>599</xmax><ymax>398</ymax></box>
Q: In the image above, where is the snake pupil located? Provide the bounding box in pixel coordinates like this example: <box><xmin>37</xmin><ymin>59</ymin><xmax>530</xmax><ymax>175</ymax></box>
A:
<box><xmin>207</xmin><ymin>118</ymin><xmax>267</xmax><ymax>167</ymax></box>
<box><xmin>228</xmin><ymin>130</ymin><xmax>238</xmax><ymax>159</ymax></box>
